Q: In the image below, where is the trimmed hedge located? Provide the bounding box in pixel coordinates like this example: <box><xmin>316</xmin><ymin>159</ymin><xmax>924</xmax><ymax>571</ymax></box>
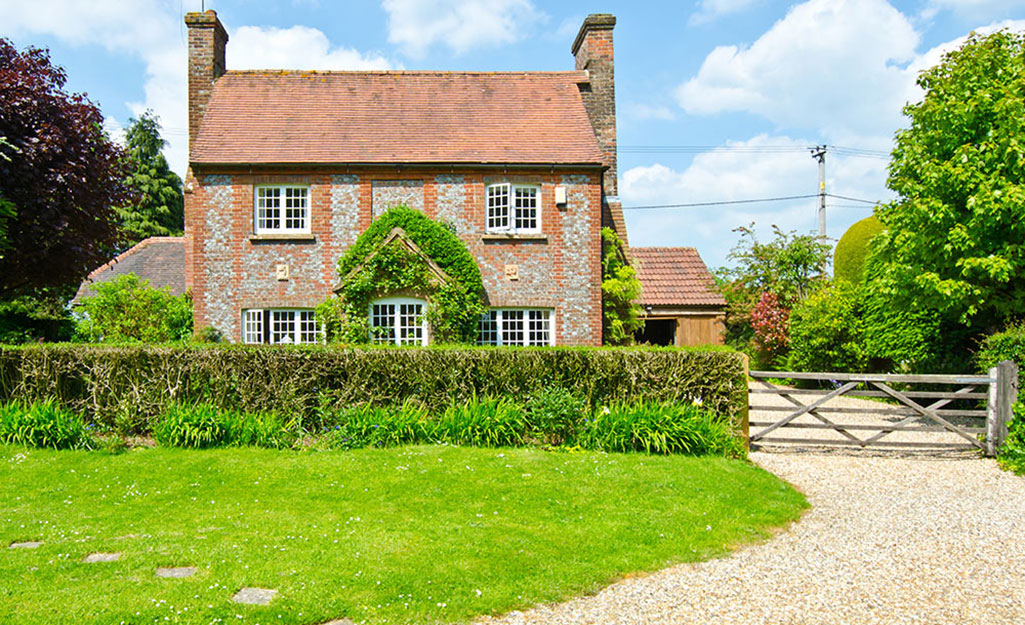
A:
<box><xmin>0</xmin><ymin>344</ymin><xmax>747</xmax><ymax>435</ymax></box>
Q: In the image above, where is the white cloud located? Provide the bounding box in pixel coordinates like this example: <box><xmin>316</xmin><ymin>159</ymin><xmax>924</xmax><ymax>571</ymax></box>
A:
<box><xmin>0</xmin><ymin>1</ymin><xmax>395</xmax><ymax>177</ymax></box>
<box><xmin>677</xmin><ymin>0</ymin><xmax>920</xmax><ymax>140</ymax></box>
<box><xmin>620</xmin><ymin>135</ymin><xmax>892</xmax><ymax>267</ymax></box>
<box><xmin>689</xmin><ymin>0</ymin><xmax>764</xmax><ymax>26</ymax></box>
<box><xmin>230</xmin><ymin>26</ymin><xmax>391</xmax><ymax>70</ymax></box>
<box><xmin>382</xmin><ymin>0</ymin><xmax>544</xmax><ymax>57</ymax></box>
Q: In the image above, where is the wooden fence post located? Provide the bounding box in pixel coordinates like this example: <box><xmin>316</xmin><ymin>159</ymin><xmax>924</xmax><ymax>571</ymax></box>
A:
<box><xmin>987</xmin><ymin>360</ymin><xmax>1018</xmax><ymax>456</ymax></box>
<box><xmin>741</xmin><ymin>353</ymin><xmax>750</xmax><ymax>450</ymax></box>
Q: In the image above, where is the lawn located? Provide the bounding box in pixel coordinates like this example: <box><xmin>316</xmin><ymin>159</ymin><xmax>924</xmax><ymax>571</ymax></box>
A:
<box><xmin>0</xmin><ymin>444</ymin><xmax>806</xmax><ymax>624</ymax></box>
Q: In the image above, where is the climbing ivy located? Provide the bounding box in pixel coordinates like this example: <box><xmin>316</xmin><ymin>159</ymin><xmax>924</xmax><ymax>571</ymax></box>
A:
<box><xmin>319</xmin><ymin>207</ymin><xmax>486</xmax><ymax>344</ymax></box>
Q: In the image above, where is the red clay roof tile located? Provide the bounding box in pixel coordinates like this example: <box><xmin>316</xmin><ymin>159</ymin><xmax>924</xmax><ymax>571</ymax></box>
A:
<box><xmin>631</xmin><ymin>246</ymin><xmax>726</xmax><ymax>308</ymax></box>
<box><xmin>192</xmin><ymin>71</ymin><xmax>605</xmax><ymax>166</ymax></box>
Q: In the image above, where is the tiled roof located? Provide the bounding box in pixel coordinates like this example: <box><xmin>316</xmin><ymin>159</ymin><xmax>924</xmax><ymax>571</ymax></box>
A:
<box><xmin>73</xmin><ymin>237</ymin><xmax>186</xmax><ymax>303</ymax></box>
<box><xmin>192</xmin><ymin>71</ymin><xmax>605</xmax><ymax>166</ymax></box>
<box><xmin>631</xmin><ymin>246</ymin><xmax>726</xmax><ymax>308</ymax></box>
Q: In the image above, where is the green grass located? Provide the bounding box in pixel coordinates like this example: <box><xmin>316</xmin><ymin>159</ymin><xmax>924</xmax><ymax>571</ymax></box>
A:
<box><xmin>0</xmin><ymin>444</ymin><xmax>806</xmax><ymax>624</ymax></box>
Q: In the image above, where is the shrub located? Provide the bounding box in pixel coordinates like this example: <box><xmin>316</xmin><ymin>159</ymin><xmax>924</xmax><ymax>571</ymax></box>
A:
<box><xmin>787</xmin><ymin>282</ymin><xmax>868</xmax><ymax>372</ymax></box>
<box><xmin>750</xmin><ymin>292</ymin><xmax>790</xmax><ymax>367</ymax></box>
<box><xmin>834</xmin><ymin>216</ymin><xmax>883</xmax><ymax>284</ymax></box>
<box><xmin>320</xmin><ymin>401</ymin><xmax>430</xmax><ymax>450</ymax></box>
<box><xmin>577</xmin><ymin>400</ymin><xmax>744</xmax><ymax>457</ymax></box>
<box><xmin>524</xmin><ymin>386</ymin><xmax>586</xmax><ymax>445</ymax></box>
<box><xmin>977</xmin><ymin>324</ymin><xmax>1025</xmax><ymax>392</ymax></box>
<box><xmin>74</xmin><ymin>274</ymin><xmax>192</xmax><ymax>343</ymax></box>
<box><xmin>998</xmin><ymin>402</ymin><xmax>1025</xmax><ymax>474</ymax></box>
<box><xmin>0</xmin><ymin>345</ymin><xmax>747</xmax><ymax>435</ymax></box>
<box><xmin>153</xmin><ymin>404</ymin><xmax>227</xmax><ymax>449</ymax></box>
<box><xmin>153</xmin><ymin>403</ymin><xmax>297</xmax><ymax>449</ymax></box>
<box><xmin>0</xmin><ymin>399</ymin><xmax>93</xmax><ymax>450</ymax></box>
<box><xmin>602</xmin><ymin>228</ymin><xmax>644</xmax><ymax>345</ymax></box>
<box><xmin>435</xmin><ymin>395</ymin><xmax>526</xmax><ymax>447</ymax></box>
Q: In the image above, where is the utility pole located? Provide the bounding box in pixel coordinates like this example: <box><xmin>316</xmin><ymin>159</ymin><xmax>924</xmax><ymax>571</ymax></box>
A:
<box><xmin>810</xmin><ymin>145</ymin><xmax>827</xmax><ymax>239</ymax></box>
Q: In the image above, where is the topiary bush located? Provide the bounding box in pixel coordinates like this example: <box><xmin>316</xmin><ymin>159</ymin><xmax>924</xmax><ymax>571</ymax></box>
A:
<box><xmin>321</xmin><ymin>207</ymin><xmax>486</xmax><ymax>344</ymax></box>
<box><xmin>834</xmin><ymin>216</ymin><xmax>883</xmax><ymax>284</ymax></box>
<box><xmin>0</xmin><ymin>399</ymin><xmax>93</xmax><ymax>450</ymax></box>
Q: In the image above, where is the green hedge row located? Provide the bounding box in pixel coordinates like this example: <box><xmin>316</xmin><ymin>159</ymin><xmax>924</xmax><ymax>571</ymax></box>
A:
<box><xmin>0</xmin><ymin>345</ymin><xmax>747</xmax><ymax>435</ymax></box>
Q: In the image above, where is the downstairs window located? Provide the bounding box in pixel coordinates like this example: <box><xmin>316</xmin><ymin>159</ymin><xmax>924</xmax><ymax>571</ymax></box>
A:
<box><xmin>242</xmin><ymin>309</ymin><xmax>320</xmax><ymax>344</ymax></box>
<box><xmin>369</xmin><ymin>297</ymin><xmax>427</xmax><ymax>346</ymax></box>
<box><xmin>479</xmin><ymin>309</ymin><xmax>553</xmax><ymax>346</ymax></box>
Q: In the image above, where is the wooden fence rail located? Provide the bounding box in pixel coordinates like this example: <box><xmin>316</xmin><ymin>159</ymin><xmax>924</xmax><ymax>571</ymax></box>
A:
<box><xmin>747</xmin><ymin>360</ymin><xmax>1018</xmax><ymax>456</ymax></box>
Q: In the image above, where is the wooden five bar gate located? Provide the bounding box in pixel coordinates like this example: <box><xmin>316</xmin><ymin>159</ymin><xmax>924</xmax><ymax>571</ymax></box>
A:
<box><xmin>748</xmin><ymin>360</ymin><xmax>1019</xmax><ymax>455</ymax></box>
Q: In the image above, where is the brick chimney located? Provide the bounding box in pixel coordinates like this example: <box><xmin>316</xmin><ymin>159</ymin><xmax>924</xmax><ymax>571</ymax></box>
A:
<box><xmin>573</xmin><ymin>14</ymin><xmax>626</xmax><ymax>243</ymax></box>
<box><xmin>573</xmin><ymin>14</ymin><xmax>617</xmax><ymax>197</ymax></box>
<box><xmin>185</xmin><ymin>10</ymin><xmax>228</xmax><ymax>156</ymax></box>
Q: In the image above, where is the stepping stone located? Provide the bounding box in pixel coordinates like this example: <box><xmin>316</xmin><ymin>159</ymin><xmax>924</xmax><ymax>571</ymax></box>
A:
<box><xmin>156</xmin><ymin>566</ymin><xmax>197</xmax><ymax>578</ymax></box>
<box><xmin>9</xmin><ymin>541</ymin><xmax>42</xmax><ymax>549</ymax></box>
<box><xmin>321</xmin><ymin>620</ymin><xmax>355</xmax><ymax>625</ymax></box>
<box><xmin>83</xmin><ymin>552</ymin><xmax>120</xmax><ymax>563</ymax></box>
<box><xmin>231</xmin><ymin>587</ymin><xmax>277</xmax><ymax>605</ymax></box>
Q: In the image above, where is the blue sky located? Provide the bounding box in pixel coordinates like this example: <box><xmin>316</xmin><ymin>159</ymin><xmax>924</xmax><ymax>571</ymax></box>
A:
<box><xmin>3</xmin><ymin>0</ymin><xmax>1024</xmax><ymax>268</ymax></box>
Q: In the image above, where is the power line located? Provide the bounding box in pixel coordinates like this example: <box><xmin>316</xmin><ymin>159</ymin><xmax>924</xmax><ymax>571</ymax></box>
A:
<box><xmin>621</xmin><ymin>192</ymin><xmax>884</xmax><ymax>211</ymax></box>
<box><xmin>622</xmin><ymin>194</ymin><xmax>820</xmax><ymax>210</ymax></box>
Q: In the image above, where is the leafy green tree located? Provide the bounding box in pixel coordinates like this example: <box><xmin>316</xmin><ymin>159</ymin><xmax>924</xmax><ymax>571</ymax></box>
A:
<box><xmin>601</xmin><ymin>227</ymin><xmax>643</xmax><ymax>345</ymax></box>
<box><xmin>787</xmin><ymin>282</ymin><xmax>869</xmax><ymax>373</ymax></box>
<box><xmin>715</xmin><ymin>225</ymin><xmax>831</xmax><ymax>354</ymax></box>
<box><xmin>117</xmin><ymin>111</ymin><xmax>184</xmax><ymax>249</ymax></box>
<box><xmin>872</xmin><ymin>30</ymin><xmax>1025</xmax><ymax>331</ymax></box>
<box><xmin>74</xmin><ymin>274</ymin><xmax>192</xmax><ymax>343</ymax></box>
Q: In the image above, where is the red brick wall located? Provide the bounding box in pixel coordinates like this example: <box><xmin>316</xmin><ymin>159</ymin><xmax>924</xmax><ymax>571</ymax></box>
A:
<box><xmin>185</xmin><ymin>167</ymin><xmax>603</xmax><ymax>345</ymax></box>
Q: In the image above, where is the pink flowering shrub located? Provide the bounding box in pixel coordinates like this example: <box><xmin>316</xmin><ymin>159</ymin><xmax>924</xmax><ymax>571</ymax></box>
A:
<box><xmin>751</xmin><ymin>291</ymin><xmax>790</xmax><ymax>365</ymax></box>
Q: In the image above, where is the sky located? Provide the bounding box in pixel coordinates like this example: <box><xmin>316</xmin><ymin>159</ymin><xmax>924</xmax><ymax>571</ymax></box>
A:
<box><xmin>2</xmin><ymin>0</ymin><xmax>1024</xmax><ymax>269</ymax></box>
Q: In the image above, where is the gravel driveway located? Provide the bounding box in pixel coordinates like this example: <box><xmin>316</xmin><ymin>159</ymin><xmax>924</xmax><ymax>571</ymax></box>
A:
<box><xmin>476</xmin><ymin>392</ymin><xmax>1025</xmax><ymax>625</ymax></box>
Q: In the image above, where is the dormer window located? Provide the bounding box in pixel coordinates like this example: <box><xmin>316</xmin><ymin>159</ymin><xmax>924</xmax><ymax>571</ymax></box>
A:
<box><xmin>486</xmin><ymin>183</ymin><xmax>540</xmax><ymax>234</ymax></box>
<box><xmin>255</xmin><ymin>185</ymin><xmax>310</xmax><ymax>234</ymax></box>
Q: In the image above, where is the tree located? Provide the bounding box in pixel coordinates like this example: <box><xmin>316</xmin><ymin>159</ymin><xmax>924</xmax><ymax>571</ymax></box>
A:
<box><xmin>0</xmin><ymin>39</ymin><xmax>131</xmax><ymax>297</ymax></box>
<box><xmin>872</xmin><ymin>30</ymin><xmax>1025</xmax><ymax>331</ymax></box>
<box><xmin>715</xmin><ymin>225</ymin><xmax>831</xmax><ymax>355</ymax></box>
<box><xmin>117</xmin><ymin>111</ymin><xmax>184</xmax><ymax>249</ymax></box>
<box><xmin>601</xmin><ymin>227</ymin><xmax>644</xmax><ymax>345</ymax></box>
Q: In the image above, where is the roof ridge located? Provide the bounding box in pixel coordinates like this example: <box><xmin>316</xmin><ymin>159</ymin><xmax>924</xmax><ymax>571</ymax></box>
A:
<box><xmin>224</xmin><ymin>69</ymin><xmax>588</xmax><ymax>77</ymax></box>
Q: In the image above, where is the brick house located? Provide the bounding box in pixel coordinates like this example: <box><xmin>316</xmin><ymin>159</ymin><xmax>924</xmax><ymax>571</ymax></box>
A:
<box><xmin>183</xmin><ymin>10</ymin><xmax>626</xmax><ymax>346</ymax></box>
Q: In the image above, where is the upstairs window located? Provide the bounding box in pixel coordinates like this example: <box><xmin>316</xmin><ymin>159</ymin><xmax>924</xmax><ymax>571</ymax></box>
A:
<box><xmin>370</xmin><ymin>297</ymin><xmax>427</xmax><ymax>346</ymax></box>
<box><xmin>255</xmin><ymin>186</ymin><xmax>310</xmax><ymax>234</ymax></box>
<box><xmin>486</xmin><ymin>183</ymin><xmax>540</xmax><ymax>234</ymax></box>
<box><xmin>242</xmin><ymin>309</ymin><xmax>320</xmax><ymax>344</ymax></box>
<box><xmin>479</xmin><ymin>309</ymin><xmax>552</xmax><ymax>346</ymax></box>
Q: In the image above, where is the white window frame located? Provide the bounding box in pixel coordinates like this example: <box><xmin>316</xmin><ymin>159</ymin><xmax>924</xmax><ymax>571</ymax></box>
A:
<box><xmin>369</xmin><ymin>297</ymin><xmax>428</xmax><ymax>346</ymax></box>
<box><xmin>485</xmin><ymin>183</ymin><xmax>541</xmax><ymax>234</ymax></box>
<box><xmin>241</xmin><ymin>308</ymin><xmax>321</xmax><ymax>345</ymax></box>
<box><xmin>254</xmin><ymin>185</ymin><xmax>311</xmax><ymax>235</ymax></box>
<box><xmin>478</xmin><ymin>308</ymin><xmax>554</xmax><ymax>346</ymax></box>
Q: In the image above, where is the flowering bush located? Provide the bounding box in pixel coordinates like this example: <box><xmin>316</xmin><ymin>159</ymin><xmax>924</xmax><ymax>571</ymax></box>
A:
<box><xmin>750</xmin><ymin>291</ymin><xmax>790</xmax><ymax>366</ymax></box>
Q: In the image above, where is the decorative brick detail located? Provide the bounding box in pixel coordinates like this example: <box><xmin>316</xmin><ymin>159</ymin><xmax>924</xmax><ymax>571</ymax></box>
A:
<box><xmin>372</xmin><ymin>180</ymin><xmax>424</xmax><ymax>217</ymax></box>
<box><xmin>573</xmin><ymin>14</ymin><xmax>617</xmax><ymax>198</ymax></box>
<box><xmin>185</xmin><ymin>10</ymin><xmax>228</xmax><ymax>153</ymax></box>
